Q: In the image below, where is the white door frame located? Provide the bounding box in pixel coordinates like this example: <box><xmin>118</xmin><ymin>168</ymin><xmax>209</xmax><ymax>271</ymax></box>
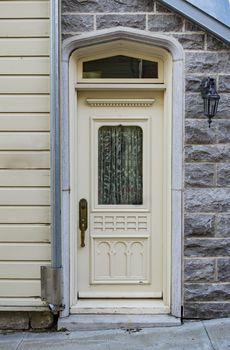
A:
<box><xmin>73</xmin><ymin>90</ymin><xmax>168</xmax><ymax>313</ymax></box>
<box><xmin>61</xmin><ymin>28</ymin><xmax>184</xmax><ymax>318</ymax></box>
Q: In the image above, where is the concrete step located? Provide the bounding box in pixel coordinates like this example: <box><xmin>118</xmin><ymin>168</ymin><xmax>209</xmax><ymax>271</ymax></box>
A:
<box><xmin>58</xmin><ymin>314</ymin><xmax>181</xmax><ymax>331</ymax></box>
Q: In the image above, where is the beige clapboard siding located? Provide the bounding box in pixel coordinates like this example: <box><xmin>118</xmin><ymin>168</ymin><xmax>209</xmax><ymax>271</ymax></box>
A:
<box><xmin>0</xmin><ymin>298</ymin><xmax>47</xmax><ymax>308</ymax></box>
<box><xmin>0</xmin><ymin>114</ymin><xmax>50</xmax><ymax>131</ymax></box>
<box><xmin>0</xmin><ymin>262</ymin><xmax>50</xmax><ymax>279</ymax></box>
<box><xmin>0</xmin><ymin>280</ymin><xmax>41</xmax><ymax>297</ymax></box>
<box><xmin>0</xmin><ymin>151</ymin><xmax>49</xmax><ymax>169</ymax></box>
<box><xmin>0</xmin><ymin>225</ymin><xmax>50</xmax><ymax>243</ymax></box>
<box><xmin>0</xmin><ymin>170</ymin><xmax>50</xmax><ymax>187</ymax></box>
<box><xmin>0</xmin><ymin>188</ymin><xmax>50</xmax><ymax>205</ymax></box>
<box><xmin>0</xmin><ymin>19</ymin><xmax>49</xmax><ymax>37</ymax></box>
<box><xmin>0</xmin><ymin>38</ymin><xmax>49</xmax><ymax>56</ymax></box>
<box><xmin>0</xmin><ymin>58</ymin><xmax>49</xmax><ymax>75</ymax></box>
<box><xmin>0</xmin><ymin>243</ymin><xmax>50</xmax><ymax>261</ymax></box>
<box><xmin>0</xmin><ymin>0</ymin><xmax>50</xmax><ymax>302</ymax></box>
<box><xmin>0</xmin><ymin>1</ymin><xmax>49</xmax><ymax>19</ymax></box>
<box><xmin>0</xmin><ymin>76</ymin><xmax>49</xmax><ymax>93</ymax></box>
<box><xmin>0</xmin><ymin>132</ymin><xmax>49</xmax><ymax>150</ymax></box>
<box><xmin>0</xmin><ymin>207</ymin><xmax>50</xmax><ymax>224</ymax></box>
<box><xmin>0</xmin><ymin>96</ymin><xmax>49</xmax><ymax>113</ymax></box>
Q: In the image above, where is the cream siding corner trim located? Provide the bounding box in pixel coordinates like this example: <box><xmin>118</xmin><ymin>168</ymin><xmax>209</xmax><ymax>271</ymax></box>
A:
<box><xmin>0</xmin><ymin>0</ymin><xmax>50</xmax><ymax>307</ymax></box>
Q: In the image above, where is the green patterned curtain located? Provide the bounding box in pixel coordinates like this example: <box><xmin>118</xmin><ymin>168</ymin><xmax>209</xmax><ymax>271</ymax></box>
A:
<box><xmin>98</xmin><ymin>125</ymin><xmax>143</xmax><ymax>205</ymax></box>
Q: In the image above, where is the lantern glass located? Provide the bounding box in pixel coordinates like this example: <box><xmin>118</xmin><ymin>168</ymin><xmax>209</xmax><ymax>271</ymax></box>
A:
<box><xmin>204</xmin><ymin>97</ymin><xmax>219</xmax><ymax>117</ymax></box>
<box><xmin>211</xmin><ymin>98</ymin><xmax>219</xmax><ymax>116</ymax></box>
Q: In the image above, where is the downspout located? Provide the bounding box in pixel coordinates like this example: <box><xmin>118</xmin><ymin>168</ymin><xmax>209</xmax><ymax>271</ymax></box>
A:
<box><xmin>50</xmin><ymin>0</ymin><xmax>61</xmax><ymax>268</ymax></box>
<box><xmin>41</xmin><ymin>0</ymin><xmax>63</xmax><ymax>314</ymax></box>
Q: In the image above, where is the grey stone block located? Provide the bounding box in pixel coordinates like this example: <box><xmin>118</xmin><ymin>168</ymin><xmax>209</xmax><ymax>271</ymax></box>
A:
<box><xmin>96</xmin><ymin>14</ymin><xmax>146</xmax><ymax>30</ymax></box>
<box><xmin>206</xmin><ymin>35</ymin><xmax>230</xmax><ymax>51</ymax></box>
<box><xmin>185</xmin><ymin>164</ymin><xmax>215</xmax><ymax>187</ymax></box>
<box><xmin>62</xmin><ymin>15</ymin><xmax>94</xmax><ymax>33</ymax></box>
<box><xmin>217</xmin><ymin>119</ymin><xmax>230</xmax><ymax>143</ymax></box>
<box><xmin>185</xmin><ymin>144</ymin><xmax>230</xmax><ymax>162</ymax></box>
<box><xmin>185</xmin><ymin>75</ymin><xmax>203</xmax><ymax>93</ymax></box>
<box><xmin>148</xmin><ymin>14</ymin><xmax>183</xmax><ymax>32</ymax></box>
<box><xmin>217</xmin><ymin>94</ymin><xmax>230</xmax><ymax>118</ymax></box>
<box><xmin>184</xmin><ymin>238</ymin><xmax>230</xmax><ymax>257</ymax></box>
<box><xmin>185</xmin><ymin>94</ymin><xmax>204</xmax><ymax>119</ymax></box>
<box><xmin>173</xmin><ymin>34</ymin><xmax>204</xmax><ymax>50</ymax></box>
<box><xmin>186</xmin><ymin>52</ymin><xmax>230</xmax><ymax>74</ymax></box>
<box><xmin>0</xmin><ymin>312</ymin><xmax>29</xmax><ymax>330</ymax></box>
<box><xmin>184</xmin><ymin>214</ymin><xmax>215</xmax><ymax>237</ymax></box>
<box><xmin>185</xmin><ymin>188</ymin><xmax>230</xmax><ymax>212</ymax></box>
<box><xmin>219</xmin><ymin>75</ymin><xmax>230</xmax><ymax>93</ymax></box>
<box><xmin>30</xmin><ymin>312</ymin><xmax>54</xmax><ymax>329</ymax></box>
<box><xmin>184</xmin><ymin>259</ymin><xmax>215</xmax><ymax>282</ymax></box>
<box><xmin>216</xmin><ymin>215</ymin><xmax>230</xmax><ymax>237</ymax></box>
<box><xmin>185</xmin><ymin>20</ymin><xmax>203</xmax><ymax>32</ymax></box>
<box><xmin>156</xmin><ymin>2</ymin><xmax>172</xmax><ymax>13</ymax></box>
<box><xmin>62</xmin><ymin>0</ymin><xmax>154</xmax><ymax>13</ymax></box>
<box><xmin>185</xmin><ymin>119</ymin><xmax>217</xmax><ymax>144</ymax></box>
<box><xmin>217</xmin><ymin>259</ymin><xmax>230</xmax><ymax>282</ymax></box>
<box><xmin>184</xmin><ymin>302</ymin><xmax>230</xmax><ymax>319</ymax></box>
<box><xmin>184</xmin><ymin>283</ymin><xmax>230</xmax><ymax>302</ymax></box>
<box><xmin>217</xmin><ymin>164</ymin><xmax>230</xmax><ymax>187</ymax></box>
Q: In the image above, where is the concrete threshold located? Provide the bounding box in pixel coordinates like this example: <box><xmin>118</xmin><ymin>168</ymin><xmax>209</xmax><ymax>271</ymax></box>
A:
<box><xmin>58</xmin><ymin>314</ymin><xmax>181</xmax><ymax>331</ymax></box>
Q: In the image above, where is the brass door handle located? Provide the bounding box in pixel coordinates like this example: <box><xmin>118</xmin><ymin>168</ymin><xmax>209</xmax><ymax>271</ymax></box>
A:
<box><xmin>79</xmin><ymin>198</ymin><xmax>88</xmax><ymax>247</ymax></box>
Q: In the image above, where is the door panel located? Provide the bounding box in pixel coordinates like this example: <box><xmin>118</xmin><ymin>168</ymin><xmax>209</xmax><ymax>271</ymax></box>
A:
<box><xmin>77</xmin><ymin>90</ymin><xmax>163</xmax><ymax>299</ymax></box>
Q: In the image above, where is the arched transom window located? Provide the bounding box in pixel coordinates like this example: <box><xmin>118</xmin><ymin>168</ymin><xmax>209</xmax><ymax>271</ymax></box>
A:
<box><xmin>77</xmin><ymin>47</ymin><xmax>164</xmax><ymax>83</ymax></box>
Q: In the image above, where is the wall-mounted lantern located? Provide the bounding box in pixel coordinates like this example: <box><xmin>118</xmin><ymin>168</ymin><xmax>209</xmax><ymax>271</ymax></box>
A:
<box><xmin>200</xmin><ymin>77</ymin><xmax>220</xmax><ymax>127</ymax></box>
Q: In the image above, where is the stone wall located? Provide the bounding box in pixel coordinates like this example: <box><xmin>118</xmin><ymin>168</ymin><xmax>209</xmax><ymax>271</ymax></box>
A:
<box><xmin>0</xmin><ymin>312</ymin><xmax>54</xmax><ymax>330</ymax></box>
<box><xmin>62</xmin><ymin>0</ymin><xmax>230</xmax><ymax>319</ymax></box>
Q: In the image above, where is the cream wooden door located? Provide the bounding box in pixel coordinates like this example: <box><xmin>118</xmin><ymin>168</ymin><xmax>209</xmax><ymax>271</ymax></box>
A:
<box><xmin>77</xmin><ymin>90</ymin><xmax>163</xmax><ymax>299</ymax></box>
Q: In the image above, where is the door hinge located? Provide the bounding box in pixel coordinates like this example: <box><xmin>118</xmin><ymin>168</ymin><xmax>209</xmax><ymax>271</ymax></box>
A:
<box><xmin>41</xmin><ymin>266</ymin><xmax>64</xmax><ymax>314</ymax></box>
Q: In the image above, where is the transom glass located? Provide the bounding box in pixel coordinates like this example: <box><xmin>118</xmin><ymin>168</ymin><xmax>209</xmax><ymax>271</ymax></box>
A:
<box><xmin>83</xmin><ymin>55</ymin><xmax>158</xmax><ymax>79</ymax></box>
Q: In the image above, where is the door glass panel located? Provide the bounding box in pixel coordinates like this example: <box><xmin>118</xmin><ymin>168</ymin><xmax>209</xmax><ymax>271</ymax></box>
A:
<box><xmin>83</xmin><ymin>55</ymin><xmax>158</xmax><ymax>79</ymax></box>
<box><xmin>98</xmin><ymin>125</ymin><xmax>143</xmax><ymax>205</ymax></box>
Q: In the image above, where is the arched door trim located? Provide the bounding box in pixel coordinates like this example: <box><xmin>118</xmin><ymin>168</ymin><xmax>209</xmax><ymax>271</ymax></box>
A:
<box><xmin>61</xmin><ymin>27</ymin><xmax>184</xmax><ymax>318</ymax></box>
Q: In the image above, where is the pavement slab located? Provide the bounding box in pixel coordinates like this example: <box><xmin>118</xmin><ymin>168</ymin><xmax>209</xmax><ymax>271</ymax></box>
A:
<box><xmin>0</xmin><ymin>318</ymin><xmax>229</xmax><ymax>350</ymax></box>
<box><xmin>203</xmin><ymin>318</ymin><xmax>230</xmax><ymax>350</ymax></box>
<box><xmin>0</xmin><ymin>332</ymin><xmax>24</xmax><ymax>350</ymax></box>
